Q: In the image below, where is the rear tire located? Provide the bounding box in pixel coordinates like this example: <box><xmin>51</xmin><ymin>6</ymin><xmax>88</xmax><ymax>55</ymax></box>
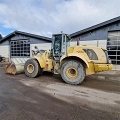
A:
<box><xmin>24</xmin><ymin>59</ymin><xmax>42</xmax><ymax>78</ymax></box>
<box><xmin>61</xmin><ymin>60</ymin><xmax>85</xmax><ymax>85</ymax></box>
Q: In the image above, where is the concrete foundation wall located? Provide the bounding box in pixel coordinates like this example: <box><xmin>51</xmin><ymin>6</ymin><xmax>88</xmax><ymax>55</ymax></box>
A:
<box><xmin>70</xmin><ymin>40</ymin><xmax>107</xmax><ymax>49</ymax></box>
<box><xmin>0</xmin><ymin>45</ymin><xmax>9</xmax><ymax>58</ymax></box>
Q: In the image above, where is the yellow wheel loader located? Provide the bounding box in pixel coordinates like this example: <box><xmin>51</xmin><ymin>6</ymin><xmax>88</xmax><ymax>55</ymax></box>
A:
<box><xmin>24</xmin><ymin>33</ymin><xmax>112</xmax><ymax>85</ymax></box>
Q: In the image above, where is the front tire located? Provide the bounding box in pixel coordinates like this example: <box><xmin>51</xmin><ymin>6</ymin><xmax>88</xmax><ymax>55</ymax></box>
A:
<box><xmin>61</xmin><ymin>60</ymin><xmax>85</xmax><ymax>85</ymax></box>
<box><xmin>24</xmin><ymin>59</ymin><xmax>42</xmax><ymax>78</ymax></box>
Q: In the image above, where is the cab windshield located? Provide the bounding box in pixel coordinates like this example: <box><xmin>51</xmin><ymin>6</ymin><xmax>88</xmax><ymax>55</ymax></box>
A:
<box><xmin>54</xmin><ymin>35</ymin><xmax>62</xmax><ymax>55</ymax></box>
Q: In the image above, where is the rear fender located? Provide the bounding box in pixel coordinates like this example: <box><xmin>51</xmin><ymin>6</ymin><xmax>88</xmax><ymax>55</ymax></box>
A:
<box><xmin>60</xmin><ymin>53</ymin><xmax>89</xmax><ymax>68</ymax></box>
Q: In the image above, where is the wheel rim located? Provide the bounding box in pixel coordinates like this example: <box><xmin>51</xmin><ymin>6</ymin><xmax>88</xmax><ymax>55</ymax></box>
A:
<box><xmin>66</xmin><ymin>67</ymin><xmax>78</xmax><ymax>79</ymax></box>
<box><xmin>27</xmin><ymin>64</ymin><xmax>34</xmax><ymax>73</ymax></box>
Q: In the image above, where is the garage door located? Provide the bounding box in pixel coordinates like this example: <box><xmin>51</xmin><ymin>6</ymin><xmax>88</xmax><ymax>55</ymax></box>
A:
<box><xmin>107</xmin><ymin>31</ymin><xmax>120</xmax><ymax>70</ymax></box>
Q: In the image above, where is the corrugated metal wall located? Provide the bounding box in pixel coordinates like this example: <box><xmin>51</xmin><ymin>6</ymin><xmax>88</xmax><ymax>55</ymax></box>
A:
<box><xmin>72</xmin><ymin>22</ymin><xmax>120</xmax><ymax>41</ymax></box>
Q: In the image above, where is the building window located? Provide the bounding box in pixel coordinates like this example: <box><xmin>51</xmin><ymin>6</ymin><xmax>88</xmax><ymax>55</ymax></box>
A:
<box><xmin>11</xmin><ymin>40</ymin><xmax>30</xmax><ymax>57</ymax></box>
<box><xmin>107</xmin><ymin>32</ymin><xmax>120</xmax><ymax>65</ymax></box>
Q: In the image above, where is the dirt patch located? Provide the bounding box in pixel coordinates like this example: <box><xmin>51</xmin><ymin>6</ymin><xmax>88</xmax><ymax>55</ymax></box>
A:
<box><xmin>80</xmin><ymin>75</ymin><xmax>120</xmax><ymax>93</ymax></box>
<box><xmin>45</xmin><ymin>84</ymin><xmax>120</xmax><ymax>106</ymax></box>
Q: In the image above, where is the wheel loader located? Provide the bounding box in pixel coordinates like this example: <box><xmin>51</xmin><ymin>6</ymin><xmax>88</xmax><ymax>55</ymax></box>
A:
<box><xmin>24</xmin><ymin>33</ymin><xmax>112</xmax><ymax>85</ymax></box>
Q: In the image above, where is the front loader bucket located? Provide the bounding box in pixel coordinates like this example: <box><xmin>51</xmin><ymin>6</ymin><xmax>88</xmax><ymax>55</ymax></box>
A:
<box><xmin>6</xmin><ymin>63</ymin><xmax>24</xmax><ymax>75</ymax></box>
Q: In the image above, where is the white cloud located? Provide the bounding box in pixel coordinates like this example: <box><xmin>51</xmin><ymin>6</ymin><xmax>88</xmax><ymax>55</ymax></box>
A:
<box><xmin>0</xmin><ymin>0</ymin><xmax>120</xmax><ymax>37</ymax></box>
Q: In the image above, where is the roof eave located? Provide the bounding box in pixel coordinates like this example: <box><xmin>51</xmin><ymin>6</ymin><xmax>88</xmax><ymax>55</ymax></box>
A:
<box><xmin>71</xmin><ymin>16</ymin><xmax>120</xmax><ymax>38</ymax></box>
<box><xmin>0</xmin><ymin>31</ymin><xmax>52</xmax><ymax>43</ymax></box>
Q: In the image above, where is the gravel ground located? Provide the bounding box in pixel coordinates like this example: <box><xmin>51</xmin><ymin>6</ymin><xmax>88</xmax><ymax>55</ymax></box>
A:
<box><xmin>0</xmin><ymin>68</ymin><xmax>120</xmax><ymax>120</ymax></box>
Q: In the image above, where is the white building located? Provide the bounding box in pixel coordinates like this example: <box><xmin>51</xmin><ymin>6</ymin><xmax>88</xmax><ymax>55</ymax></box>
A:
<box><xmin>0</xmin><ymin>31</ymin><xmax>51</xmax><ymax>64</ymax></box>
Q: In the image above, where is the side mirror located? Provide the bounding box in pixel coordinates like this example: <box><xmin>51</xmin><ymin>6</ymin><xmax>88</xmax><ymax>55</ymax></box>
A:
<box><xmin>67</xmin><ymin>35</ymin><xmax>71</xmax><ymax>40</ymax></box>
<box><xmin>34</xmin><ymin>46</ymin><xmax>38</xmax><ymax>49</ymax></box>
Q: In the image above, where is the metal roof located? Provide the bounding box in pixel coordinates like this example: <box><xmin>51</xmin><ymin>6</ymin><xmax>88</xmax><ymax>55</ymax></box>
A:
<box><xmin>0</xmin><ymin>30</ymin><xmax>52</xmax><ymax>43</ymax></box>
<box><xmin>70</xmin><ymin>16</ymin><xmax>120</xmax><ymax>38</ymax></box>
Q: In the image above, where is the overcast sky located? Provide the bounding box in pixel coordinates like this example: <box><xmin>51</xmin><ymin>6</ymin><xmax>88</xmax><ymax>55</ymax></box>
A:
<box><xmin>0</xmin><ymin>0</ymin><xmax>120</xmax><ymax>37</ymax></box>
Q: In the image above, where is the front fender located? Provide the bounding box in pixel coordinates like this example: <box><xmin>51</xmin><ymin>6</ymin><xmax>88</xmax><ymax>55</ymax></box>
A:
<box><xmin>34</xmin><ymin>56</ymin><xmax>45</xmax><ymax>68</ymax></box>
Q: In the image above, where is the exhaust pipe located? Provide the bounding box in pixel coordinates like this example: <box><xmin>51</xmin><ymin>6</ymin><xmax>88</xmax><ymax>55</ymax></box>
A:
<box><xmin>6</xmin><ymin>62</ymin><xmax>24</xmax><ymax>75</ymax></box>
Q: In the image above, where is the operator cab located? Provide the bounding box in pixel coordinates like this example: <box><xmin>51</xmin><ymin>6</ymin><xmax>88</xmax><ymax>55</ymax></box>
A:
<box><xmin>51</xmin><ymin>33</ymin><xmax>71</xmax><ymax>62</ymax></box>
